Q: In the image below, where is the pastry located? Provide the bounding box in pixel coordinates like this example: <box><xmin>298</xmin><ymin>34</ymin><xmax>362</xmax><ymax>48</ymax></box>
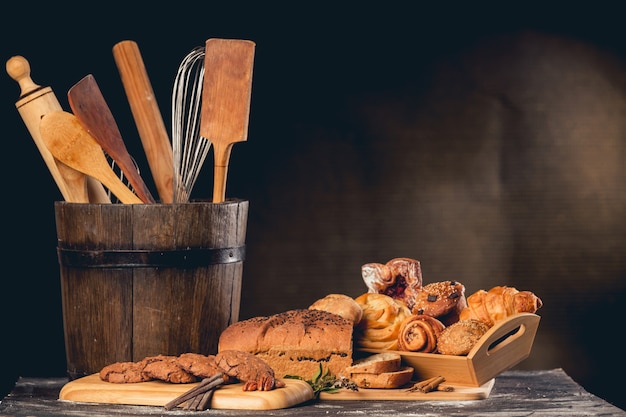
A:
<box><xmin>361</xmin><ymin>257</ymin><xmax>423</xmax><ymax>310</ymax></box>
<box><xmin>411</xmin><ymin>280</ymin><xmax>467</xmax><ymax>325</ymax></box>
<box><xmin>397</xmin><ymin>314</ymin><xmax>445</xmax><ymax>353</ymax></box>
<box><xmin>459</xmin><ymin>285</ymin><xmax>543</xmax><ymax>327</ymax></box>
<box><xmin>354</xmin><ymin>293</ymin><xmax>412</xmax><ymax>350</ymax></box>
<box><xmin>99</xmin><ymin>361</ymin><xmax>151</xmax><ymax>383</ymax></box>
<box><xmin>218</xmin><ymin>309</ymin><xmax>353</xmax><ymax>380</ymax></box>
<box><xmin>215</xmin><ymin>350</ymin><xmax>285</xmax><ymax>391</ymax></box>
<box><xmin>437</xmin><ymin>319</ymin><xmax>489</xmax><ymax>356</ymax></box>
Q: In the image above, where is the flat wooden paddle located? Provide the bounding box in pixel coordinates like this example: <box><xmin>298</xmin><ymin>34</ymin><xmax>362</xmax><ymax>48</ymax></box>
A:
<box><xmin>68</xmin><ymin>74</ymin><xmax>156</xmax><ymax>203</ymax></box>
<box><xmin>201</xmin><ymin>38</ymin><xmax>255</xmax><ymax>203</ymax></box>
<box><xmin>40</xmin><ymin>110</ymin><xmax>143</xmax><ymax>204</ymax></box>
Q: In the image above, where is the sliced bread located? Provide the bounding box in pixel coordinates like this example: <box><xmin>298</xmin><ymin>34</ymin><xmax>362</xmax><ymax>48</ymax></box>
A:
<box><xmin>345</xmin><ymin>352</ymin><xmax>402</xmax><ymax>374</ymax></box>
<box><xmin>350</xmin><ymin>366</ymin><xmax>414</xmax><ymax>389</ymax></box>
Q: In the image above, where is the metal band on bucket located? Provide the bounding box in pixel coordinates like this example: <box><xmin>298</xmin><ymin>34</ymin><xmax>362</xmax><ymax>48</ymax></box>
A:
<box><xmin>57</xmin><ymin>245</ymin><xmax>246</xmax><ymax>268</ymax></box>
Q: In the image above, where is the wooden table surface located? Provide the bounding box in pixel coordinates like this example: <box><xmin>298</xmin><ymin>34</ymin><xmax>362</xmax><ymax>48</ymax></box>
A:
<box><xmin>0</xmin><ymin>368</ymin><xmax>624</xmax><ymax>416</ymax></box>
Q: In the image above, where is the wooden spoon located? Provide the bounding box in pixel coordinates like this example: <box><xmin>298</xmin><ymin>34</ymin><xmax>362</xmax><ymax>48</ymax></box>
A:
<box><xmin>40</xmin><ymin>110</ymin><xmax>143</xmax><ymax>204</ymax></box>
<box><xmin>200</xmin><ymin>38</ymin><xmax>255</xmax><ymax>203</ymax></box>
<box><xmin>68</xmin><ymin>74</ymin><xmax>156</xmax><ymax>203</ymax></box>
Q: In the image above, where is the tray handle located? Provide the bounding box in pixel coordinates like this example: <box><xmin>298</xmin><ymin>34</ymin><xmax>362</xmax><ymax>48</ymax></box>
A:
<box><xmin>467</xmin><ymin>313</ymin><xmax>540</xmax><ymax>363</ymax></box>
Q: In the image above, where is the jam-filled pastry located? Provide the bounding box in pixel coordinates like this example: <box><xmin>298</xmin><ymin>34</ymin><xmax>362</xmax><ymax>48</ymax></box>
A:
<box><xmin>361</xmin><ymin>257</ymin><xmax>423</xmax><ymax>311</ymax></box>
<box><xmin>411</xmin><ymin>280</ymin><xmax>467</xmax><ymax>325</ymax></box>
<box><xmin>397</xmin><ymin>314</ymin><xmax>445</xmax><ymax>353</ymax></box>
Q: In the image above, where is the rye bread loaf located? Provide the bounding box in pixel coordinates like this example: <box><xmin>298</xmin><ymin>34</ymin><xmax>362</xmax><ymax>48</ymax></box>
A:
<box><xmin>217</xmin><ymin>309</ymin><xmax>353</xmax><ymax>380</ymax></box>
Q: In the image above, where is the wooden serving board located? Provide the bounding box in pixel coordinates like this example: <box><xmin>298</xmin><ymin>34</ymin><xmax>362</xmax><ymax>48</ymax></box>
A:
<box><xmin>319</xmin><ymin>378</ymin><xmax>495</xmax><ymax>401</ymax></box>
<box><xmin>59</xmin><ymin>374</ymin><xmax>314</xmax><ymax>410</ymax></box>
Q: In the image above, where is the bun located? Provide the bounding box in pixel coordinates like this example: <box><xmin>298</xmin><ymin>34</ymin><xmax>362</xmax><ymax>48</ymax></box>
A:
<box><xmin>345</xmin><ymin>352</ymin><xmax>401</xmax><ymax>374</ymax></box>
<box><xmin>411</xmin><ymin>280</ymin><xmax>467</xmax><ymax>325</ymax></box>
<box><xmin>361</xmin><ymin>257</ymin><xmax>423</xmax><ymax>310</ymax></box>
<box><xmin>397</xmin><ymin>314</ymin><xmax>445</xmax><ymax>353</ymax></box>
<box><xmin>437</xmin><ymin>319</ymin><xmax>489</xmax><ymax>356</ymax></box>
<box><xmin>354</xmin><ymin>293</ymin><xmax>412</xmax><ymax>350</ymax></box>
<box><xmin>218</xmin><ymin>309</ymin><xmax>353</xmax><ymax>380</ymax></box>
<box><xmin>459</xmin><ymin>286</ymin><xmax>543</xmax><ymax>327</ymax></box>
<box><xmin>309</xmin><ymin>294</ymin><xmax>363</xmax><ymax>325</ymax></box>
<box><xmin>350</xmin><ymin>366</ymin><xmax>414</xmax><ymax>389</ymax></box>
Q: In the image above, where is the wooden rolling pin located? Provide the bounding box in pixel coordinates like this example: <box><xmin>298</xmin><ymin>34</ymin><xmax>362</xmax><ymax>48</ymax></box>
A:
<box><xmin>113</xmin><ymin>40</ymin><xmax>174</xmax><ymax>203</ymax></box>
<box><xmin>6</xmin><ymin>55</ymin><xmax>111</xmax><ymax>203</ymax></box>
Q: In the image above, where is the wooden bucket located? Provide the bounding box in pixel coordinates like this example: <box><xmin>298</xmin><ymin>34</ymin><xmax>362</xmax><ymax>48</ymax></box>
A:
<box><xmin>54</xmin><ymin>199</ymin><xmax>248</xmax><ymax>380</ymax></box>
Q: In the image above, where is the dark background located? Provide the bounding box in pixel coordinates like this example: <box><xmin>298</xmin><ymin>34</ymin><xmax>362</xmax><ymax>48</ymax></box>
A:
<box><xmin>2</xmin><ymin>1</ymin><xmax>625</xmax><ymax>411</ymax></box>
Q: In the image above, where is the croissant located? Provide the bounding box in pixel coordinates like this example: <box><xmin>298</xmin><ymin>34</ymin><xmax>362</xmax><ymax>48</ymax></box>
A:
<box><xmin>354</xmin><ymin>293</ymin><xmax>412</xmax><ymax>350</ymax></box>
<box><xmin>397</xmin><ymin>315</ymin><xmax>445</xmax><ymax>353</ymax></box>
<box><xmin>361</xmin><ymin>257</ymin><xmax>423</xmax><ymax>311</ymax></box>
<box><xmin>459</xmin><ymin>285</ymin><xmax>543</xmax><ymax>327</ymax></box>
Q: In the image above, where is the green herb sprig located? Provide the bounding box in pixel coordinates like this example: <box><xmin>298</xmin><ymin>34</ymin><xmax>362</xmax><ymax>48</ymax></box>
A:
<box><xmin>285</xmin><ymin>364</ymin><xmax>358</xmax><ymax>397</ymax></box>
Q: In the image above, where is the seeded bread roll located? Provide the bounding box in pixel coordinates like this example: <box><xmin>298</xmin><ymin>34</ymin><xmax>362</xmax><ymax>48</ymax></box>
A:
<box><xmin>309</xmin><ymin>293</ymin><xmax>363</xmax><ymax>325</ymax></box>
<box><xmin>218</xmin><ymin>309</ymin><xmax>353</xmax><ymax>380</ymax></box>
<box><xmin>437</xmin><ymin>319</ymin><xmax>489</xmax><ymax>356</ymax></box>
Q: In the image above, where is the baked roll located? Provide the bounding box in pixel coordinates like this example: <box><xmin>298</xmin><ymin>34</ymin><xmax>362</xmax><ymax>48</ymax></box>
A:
<box><xmin>459</xmin><ymin>285</ymin><xmax>543</xmax><ymax>327</ymax></box>
<box><xmin>309</xmin><ymin>293</ymin><xmax>363</xmax><ymax>325</ymax></box>
<box><xmin>411</xmin><ymin>280</ymin><xmax>467</xmax><ymax>325</ymax></box>
<box><xmin>437</xmin><ymin>319</ymin><xmax>489</xmax><ymax>356</ymax></box>
<box><xmin>354</xmin><ymin>293</ymin><xmax>412</xmax><ymax>350</ymax></box>
<box><xmin>397</xmin><ymin>314</ymin><xmax>445</xmax><ymax>353</ymax></box>
<box><xmin>361</xmin><ymin>257</ymin><xmax>423</xmax><ymax>310</ymax></box>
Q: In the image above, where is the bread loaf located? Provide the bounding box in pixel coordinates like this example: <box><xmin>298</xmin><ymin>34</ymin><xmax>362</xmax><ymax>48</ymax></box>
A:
<box><xmin>217</xmin><ymin>309</ymin><xmax>353</xmax><ymax>380</ymax></box>
<box><xmin>350</xmin><ymin>366</ymin><xmax>414</xmax><ymax>389</ymax></box>
<box><xmin>345</xmin><ymin>352</ymin><xmax>401</xmax><ymax>374</ymax></box>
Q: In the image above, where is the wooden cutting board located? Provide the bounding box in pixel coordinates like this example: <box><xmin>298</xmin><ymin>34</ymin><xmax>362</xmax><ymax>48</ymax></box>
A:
<box><xmin>319</xmin><ymin>378</ymin><xmax>495</xmax><ymax>401</ymax></box>
<box><xmin>59</xmin><ymin>374</ymin><xmax>314</xmax><ymax>410</ymax></box>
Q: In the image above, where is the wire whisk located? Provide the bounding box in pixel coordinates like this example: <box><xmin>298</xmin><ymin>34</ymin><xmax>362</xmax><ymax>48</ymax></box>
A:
<box><xmin>172</xmin><ymin>46</ymin><xmax>210</xmax><ymax>203</ymax></box>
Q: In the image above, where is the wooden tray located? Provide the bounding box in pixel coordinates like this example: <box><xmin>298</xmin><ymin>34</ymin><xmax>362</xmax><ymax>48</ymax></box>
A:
<box><xmin>358</xmin><ymin>313</ymin><xmax>540</xmax><ymax>387</ymax></box>
<box><xmin>320</xmin><ymin>378</ymin><xmax>495</xmax><ymax>401</ymax></box>
<box><xmin>59</xmin><ymin>374</ymin><xmax>314</xmax><ymax>410</ymax></box>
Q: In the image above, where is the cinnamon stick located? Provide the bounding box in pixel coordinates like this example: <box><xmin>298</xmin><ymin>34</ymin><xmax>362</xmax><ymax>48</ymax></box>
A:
<box><xmin>406</xmin><ymin>376</ymin><xmax>447</xmax><ymax>393</ymax></box>
<box><xmin>164</xmin><ymin>373</ymin><xmax>224</xmax><ymax>410</ymax></box>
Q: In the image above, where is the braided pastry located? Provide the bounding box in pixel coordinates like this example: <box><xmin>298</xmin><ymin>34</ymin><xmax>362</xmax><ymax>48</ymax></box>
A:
<box><xmin>397</xmin><ymin>314</ymin><xmax>445</xmax><ymax>353</ymax></box>
<box><xmin>459</xmin><ymin>285</ymin><xmax>543</xmax><ymax>327</ymax></box>
<box><xmin>361</xmin><ymin>257</ymin><xmax>423</xmax><ymax>310</ymax></box>
<box><xmin>354</xmin><ymin>293</ymin><xmax>412</xmax><ymax>350</ymax></box>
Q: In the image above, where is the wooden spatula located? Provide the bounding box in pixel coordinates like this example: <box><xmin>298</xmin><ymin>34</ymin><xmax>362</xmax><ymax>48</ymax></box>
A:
<box><xmin>201</xmin><ymin>38</ymin><xmax>255</xmax><ymax>203</ymax></box>
<box><xmin>68</xmin><ymin>74</ymin><xmax>156</xmax><ymax>203</ymax></box>
<box><xmin>40</xmin><ymin>110</ymin><xmax>143</xmax><ymax>204</ymax></box>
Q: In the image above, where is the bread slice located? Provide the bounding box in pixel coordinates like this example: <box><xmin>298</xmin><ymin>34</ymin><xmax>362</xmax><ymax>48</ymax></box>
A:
<box><xmin>350</xmin><ymin>366</ymin><xmax>414</xmax><ymax>389</ymax></box>
<box><xmin>345</xmin><ymin>352</ymin><xmax>402</xmax><ymax>374</ymax></box>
